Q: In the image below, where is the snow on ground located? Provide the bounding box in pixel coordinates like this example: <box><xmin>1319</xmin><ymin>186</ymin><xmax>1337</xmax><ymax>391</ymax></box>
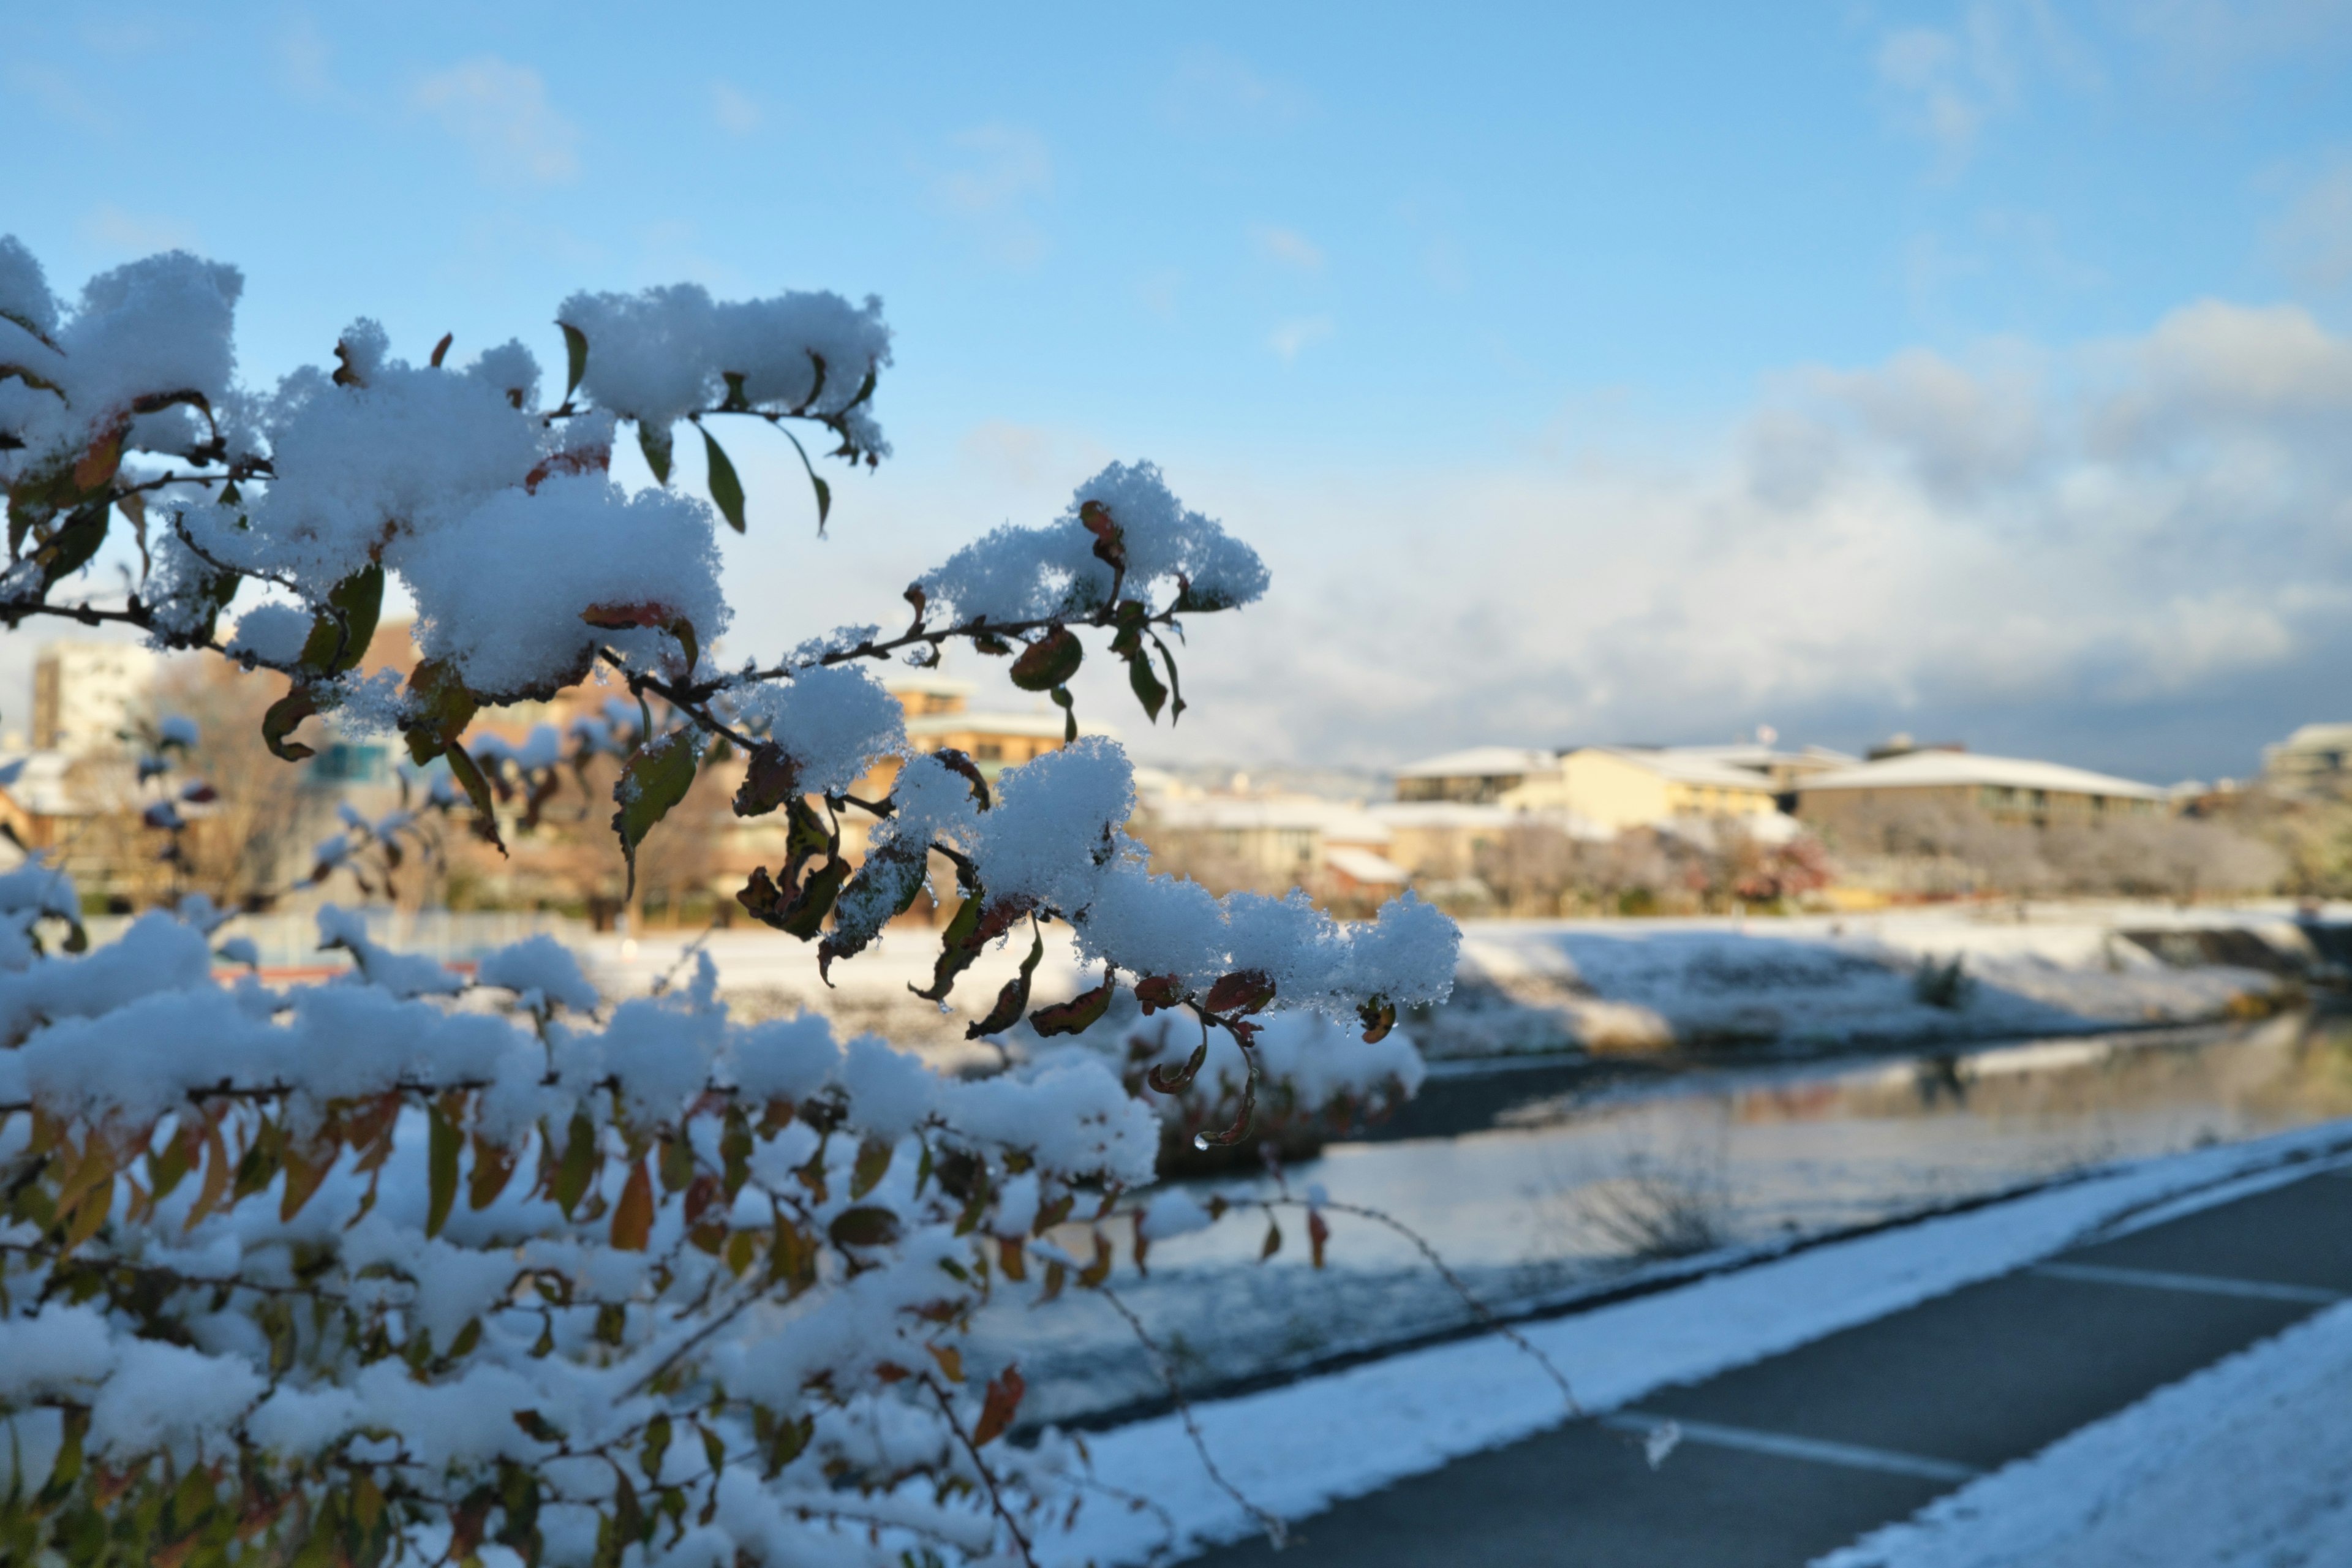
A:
<box><xmin>172</xmin><ymin>900</ymin><xmax>2332</xmax><ymax>1064</ymax></box>
<box><xmin>1039</xmin><ymin>1122</ymin><xmax>2352</xmax><ymax>1567</ymax></box>
<box><xmin>584</xmin><ymin>903</ymin><xmax>2326</xmax><ymax>1062</ymax></box>
<box><xmin>1817</xmin><ymin>1294</ymin><xmax>2352</xmax><ymax>1568</ymax></box>
<box><xmin>1428</xmin><ymin>908</ymin><xmax>2315</xmax><ymax>1057</ymax></box>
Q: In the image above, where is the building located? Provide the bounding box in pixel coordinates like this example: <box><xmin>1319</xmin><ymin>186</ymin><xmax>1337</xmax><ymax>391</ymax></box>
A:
<box><xmin>2263</xmin><ymin>724</ymin><xmax>2352</xmax><ymax>795</ymax></box>
<box><xmin>1653</xmin><ymin>742</ymin><xmax>1859</xmax><ymax>800</ymax></box>
<box><xmin>888</xmin><ymin>674</ymin><xmax>1072</xmax><ymax>778</ymax></box>
<box><xmin>1370</xmin><ymin>800</ymin><xmax>1529</xmax><ymax>881</ymax></box>
<box><xmin>1795</xmin><ymin>750</ymin><xmax>2168</xmax><ymax>830</ymax></box>
<box><xmin>1134</xmin><ymin>794</ymin><xmax>1408</xmax><ymax>892</ymax></box>
<box><xmin>1392</xmin><ymin>747</ymin><xmax>1561</xmax><ymax>805</ymax></box>
<box><xmin>1552</xmin><ymin>747</ymin><xmax>1783</xmax><ymax>832</ymax></box>
<box><xmin>32</xmin><ymin>641</ymin><xmax>156</xmax><ymax>755</ymax></box>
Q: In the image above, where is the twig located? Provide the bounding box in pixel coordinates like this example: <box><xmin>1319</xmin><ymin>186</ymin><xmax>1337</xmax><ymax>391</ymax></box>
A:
<box><xmin>921</xmin><ymin>1374</ymin><xmax>1038</xmax><ymax>1568</ymax></box>
<box><xmin>1093</xmin><ymin>1280</ymin><xmax>1289</xmax><ymax>1551</ymax></box>
<box><xmin>1274</xmin><ymin>1196</ymin><xmax>1580</xmax><ymax>1416</ymax></box>
<box><xmin>649</xmin><ymin>917</ymin><xmax>723</xmax><ymax>997</ymax></box>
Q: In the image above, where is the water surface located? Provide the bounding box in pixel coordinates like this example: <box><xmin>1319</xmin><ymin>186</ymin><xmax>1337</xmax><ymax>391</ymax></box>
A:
<box><xmin>979</xmin><ymin>1011</ymin><xmax>2352</xmax><ymax>1427</ymax></box>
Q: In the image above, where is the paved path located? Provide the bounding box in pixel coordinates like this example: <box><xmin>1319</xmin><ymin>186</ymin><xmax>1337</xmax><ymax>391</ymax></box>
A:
<box><xmin>1194</xmin><ymin>1167</ymin><xmax>2352</xmax><ymax>1566</ymax></box>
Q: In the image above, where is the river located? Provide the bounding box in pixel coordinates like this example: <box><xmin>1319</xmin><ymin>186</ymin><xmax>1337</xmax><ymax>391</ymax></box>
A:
<box><xmin>976</xmin><ymin>1009</ymin><xmax>2352</xmax><ymax>1428</ymax></box>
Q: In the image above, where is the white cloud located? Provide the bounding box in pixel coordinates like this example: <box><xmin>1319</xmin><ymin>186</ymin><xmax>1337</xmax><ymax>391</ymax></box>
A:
<box><xmin>280</xmin><ymin>15</ymin><xmax>341</xmax><ymax>104</ymax></box>
<box><xmin>81</xmin><ymin>204</ymin><xmax>197</xmax><ymax>254</ymax></box>
<box><xmin>413</xmin><ymin>56</ymin><xmax>581</xmax><ymax>186</ymax></box>
<box><xmin>928</xmin><ymin>125</ymin><xmax>1054</xmax><ymax>266</ymax></box>
<box><xmin>710</xmin><ymin>80</ymin><xmax>763</xmax><ymax>137</ymax></box>
<box><xmin>1254</xmin><ymin>225</ymin><xmax>1325</xmax><ymax>274</ymax></box>
<box><xmin>1137</xmin><ymin>268</ymin><xmax>1184</xmax><ymax>318</ymax></box>
<box><xmin>1268</xmin><ymin>316</ymin><xmax>1333</xmax><ymax>363</ymax></box>
<box><xmin>6</xmin><ymin>62</ymin><xmax>111</xmax><ymax>135</ymax></box>
<box><xmin>2271</xmin><ymin>156</ymin><xmax>2352</xmax><ymax>291</ymax></box>
<box><xmin>1871</xmin><ymin>2</ymin><xmax>2094</xmax><ymax>174</ymax></box>
<box><xmin>2122</xmin><ymin>0</ymin><xmax>2352</xmax><ymax>82</ymax></box>
<box><xmin>1135</xmin><ymin>300</ymin><xmax>2352</xmax><ymax>781</ymax></box>
<box><xmin>1161</xmin><ymin>48</ymin><xmax>1308</xmax><ymax>131</ymax></box>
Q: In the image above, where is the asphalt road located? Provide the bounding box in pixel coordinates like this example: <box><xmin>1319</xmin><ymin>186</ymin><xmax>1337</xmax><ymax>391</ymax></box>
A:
<box><xmin>1192</xmin><ymin>1166</ymin><xmax>2352</xmax><ymax>1566</ymax></box>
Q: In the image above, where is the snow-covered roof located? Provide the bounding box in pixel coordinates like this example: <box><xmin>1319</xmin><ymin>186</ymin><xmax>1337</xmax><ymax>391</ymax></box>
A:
<box><xmin>1660</xmin><ymin>742</ymin><xmax>1858</xmax><ymax>771</ymax></box>
<box><xmin>883</xmin><ymin>672</ymin><xmax>978</xmax><ymax>699</ymax></box>
<box><xmin>1371</xmin><ymin>801</ymin><xmax>1521</xmax><ymax>827</ymax></box>
<box><xmin>905</xmin><ymin>710</ymin><xmax>1069</xmax><ymax>742</ymax></box>
<box><xmin>1392</xmin><ymin>745</ymin><xmax>1558</xmax><ymax>780</ymax></box>
<box><xmin>0</xmin><ymin>752</ymin><xmax>111</xmax><ymax>818</ymax></box>
<box><xmin>2272</xmin><ymin>723</ymin><xmax>2352</xmax><ymax>754</ymax></box>
<box><xmin>1324</xmin><ymin>846</ymin><xmax>1411</xmax><ymax>886</ymax></box>
<box><xmin>1796</xmin><ymin>750</ymin><xmax>2169</xmax><ymax>801</ymax></box>
<box><xmin>1580</xmin><ymin>748</ymin><xmax>1783</xmax><ymax>791</ymax></box>
<box><xmin>1144</xmin><ymin>796</ymin><xmax>1391</xmax><ymax>843</ymax></box>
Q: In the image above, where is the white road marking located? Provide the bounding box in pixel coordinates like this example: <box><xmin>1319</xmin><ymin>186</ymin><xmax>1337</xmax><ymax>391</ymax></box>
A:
<box><xmin>2034</xmin><ymin>1261</ymin><xmax>2345</xmax><ymax>1305</ymax></box>
<box><xmin>1600</xmin><ymin>1412</ymin><xmax>1981</xmax><ymax>1483</ymax></box>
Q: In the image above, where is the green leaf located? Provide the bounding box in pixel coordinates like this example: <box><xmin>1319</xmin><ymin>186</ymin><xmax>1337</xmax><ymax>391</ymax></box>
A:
<box><xmin>559</xmin><ymin>322</ymin><xmax>588</xmax><ymax>401</ymax></box>
<box><xmin>0</xmin><ymin>361</ymin><xmax>64</xmax><ymax>398</ymax></box>
<box><xmin>611</xmin><ymin>729</ymin><xmax>706</xmax><ymax>897</ymax></box>
<box><xmin>827</xmin><ymin>1205</ymin><xmax>901</xmax><ymax>1248</ymax></box>
<box><xmin>701</xmin><ymin>426</ymin><xmax>747</xmax><ymax>532</ymax></box>
<box><xmin>911</xmin><ymin>891</ymin><xmax>986</xmax><ymax>1003</ymax></box>
<box><xmin>967</xmin><ymin>929</ymin><xmax>1044</xmax><ymax>1039</ymax></box>
<box><xmin>638</xmin><ymin>421</ymin><xmax>674</xmax><ymax>485</ymax></box>
<box><xmin>551</xmin><ymin>1112</ymin><xmax>597</xmax><ymax>1218</ymax></box>
<box><xmin>1124</xmin><ymin>644</ymin><xmax>1169</xmax><ymax>722</ymax></box>
<box><xmin>37</xmin><ymin>500</ymin><xmax>109</xmax><ymax>592</ymax></box>
<box><xmin>0</xmin><ymin>307</ymin><xmax>61</xmax><ymax>353</ymax></box>
<box><xmin>1009</xmin><ymin>627</ymin><xmax>1083</xmax><ymax>692</ymax></box>
<box><xmin>779</xmin><ymin>427</ymin><xmax>832</xmax><ymax>535</ymax></box>
<box><xmin>296</xmin><ymin>563</ymin><xmax>385</xmax><ymax>677</ymax></box>
<box><xmin>263</xmin><ymin>688</ymin><xmax>319</xmax><ymax>761</ymax></box>
<box><xmin>849</xmin><ymin>1137</ymin><xmax>894</xmax><ymax>1200</ymax></box>
<box><xmin>400</xmin><ymin>658</ymin><xmax>480</xmax><ymax>763</ymax></box>
<box><xmin>445</xmin><ymin>739</ymin><xmax>506</xmax><ymax>854</ymax></box>
<box><xmin>427</xmin><ymin>1104</ymin><xmax>459</xmax><ymax>1238</ymax></box>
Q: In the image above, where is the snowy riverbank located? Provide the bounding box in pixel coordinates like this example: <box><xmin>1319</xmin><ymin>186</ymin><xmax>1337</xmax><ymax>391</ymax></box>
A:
<box><xmin>572</xmin><ymin>901</ymin><xmax>2343</xmax><ymax>1064</ymax></box>
<box><xmin>1423</xmin><ymin>905</ymin><xmax>2337</xmax><ymax>1058</ymax></box>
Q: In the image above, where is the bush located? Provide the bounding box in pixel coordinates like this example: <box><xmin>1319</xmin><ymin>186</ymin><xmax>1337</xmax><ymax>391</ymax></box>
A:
<box><xmin>0</xmin><ymin>238</ymin><xmax>1459</xmax><ymax>1566</ymax></box>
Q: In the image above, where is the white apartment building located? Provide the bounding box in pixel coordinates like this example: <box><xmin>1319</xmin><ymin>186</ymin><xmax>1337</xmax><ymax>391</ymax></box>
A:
<box><xmin>32</xmin><ymin>640</ymin><xmax>156</xmax><ymax>756</ymax></box>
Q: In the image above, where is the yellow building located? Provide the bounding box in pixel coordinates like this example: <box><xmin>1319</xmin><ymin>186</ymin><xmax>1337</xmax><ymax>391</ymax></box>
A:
<box><xmin>1553</xmin><ymin>747</ymin><xmax>1782</xmax><ymax>832</ymax></box>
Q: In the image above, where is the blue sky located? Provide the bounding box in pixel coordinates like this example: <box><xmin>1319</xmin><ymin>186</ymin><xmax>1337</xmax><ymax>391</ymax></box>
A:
<box><xmin>7</xmin><ymin>2</ymin><xmax>2352</xmax><ymax>782</ymax></box>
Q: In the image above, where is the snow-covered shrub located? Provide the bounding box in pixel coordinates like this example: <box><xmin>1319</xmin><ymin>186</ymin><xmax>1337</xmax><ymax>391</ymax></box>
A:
<box><xmin>0</xmin><ymin>238</ymin><xmax>1460</xmax><ymax>1564</ymax></box>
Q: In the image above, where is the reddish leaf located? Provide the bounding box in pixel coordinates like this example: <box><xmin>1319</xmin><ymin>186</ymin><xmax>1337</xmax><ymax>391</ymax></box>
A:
<box><xmin>1204</xmin><ymin>970</ymin><xmax>1276</xmax><ymax>1016</ymax></box>
<box><xmin>1079</xmin><ymin>499</ymin><xmax>1127</xmax><ymax>575</ymax></box>
<box><xmin>1030</xmin><ymin>967</ymin><xmax>1117</xmax><ymax>1038</ymax></box>
<box><xmin>611</xmin><ymin>1158</ymin><xmax>655</xmax><ymax>1251</ymax></box>
<box><xmin>972</xmin><ymin>1365</ymin><xmax>1025</xmax><ymax>1447</ymax></box>
<box><xmin>1008</xmin><ymin>626</ymin><xmax>1083</xmax><ymax>692</ymax></box>
<box><xmin>733</xmin><ymin>741</ymin><xmax>801</xmax><ymax>818</ymax></box>
<box><xmin>1133</xmin><ymin>973</ymin><xmax>1185</xmax><ymax>1014</ymax></box>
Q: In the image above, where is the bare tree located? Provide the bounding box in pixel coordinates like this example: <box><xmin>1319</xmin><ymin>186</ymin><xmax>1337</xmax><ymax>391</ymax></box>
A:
<box><xmin>150</xmin><ymin>657</ymin><xmax>336</xmax><ymax>908</ymax></box>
